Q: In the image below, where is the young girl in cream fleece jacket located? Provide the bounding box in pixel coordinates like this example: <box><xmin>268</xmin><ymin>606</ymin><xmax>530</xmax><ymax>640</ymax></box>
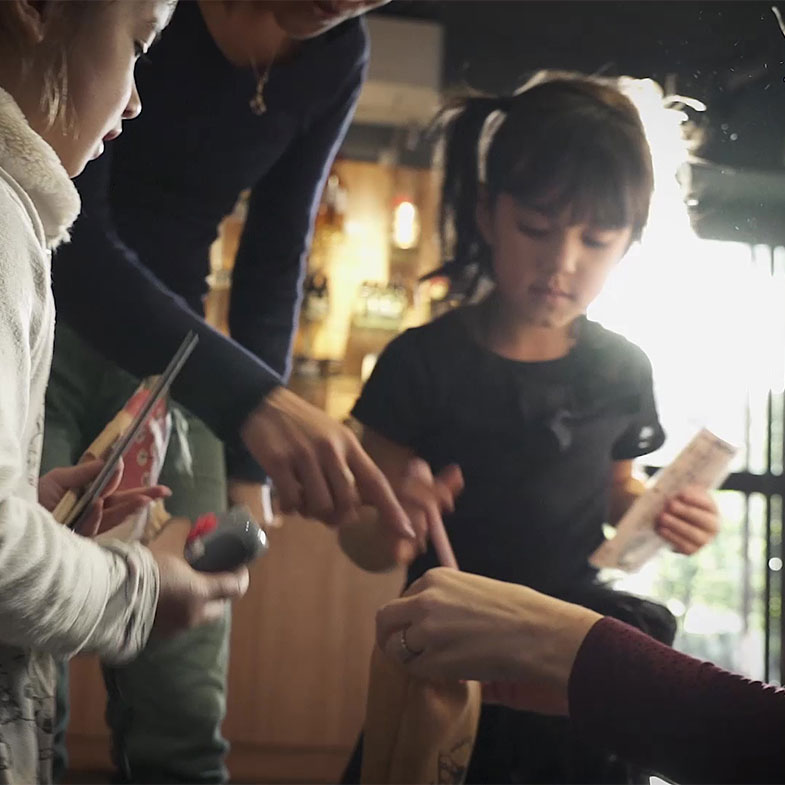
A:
<box><xmin>0</xmin><ymin>3</ymin><xmax>249</xmax><ymax>782</ymax></box>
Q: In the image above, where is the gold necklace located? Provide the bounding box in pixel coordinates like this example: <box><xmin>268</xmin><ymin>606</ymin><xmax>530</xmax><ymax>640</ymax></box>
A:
<box><xmin>249</xmin><ymin>59</ymin><xmax>273</xmax><ymax>116</ymax></box>
<box><xmin>249</xmin><ymin>34</ymin><xmax>285</xmax><ymax>116</ymax></box>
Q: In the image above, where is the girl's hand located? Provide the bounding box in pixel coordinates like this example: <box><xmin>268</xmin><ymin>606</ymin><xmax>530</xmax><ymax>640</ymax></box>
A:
<box><xmin>655</xmin><ymin>485</ymin><xmax>719</xmax><ymax>555</ymax></box>
<box><xmin>375</xmin><ymin>567</ymin><xmax>601</xmax><ymax>715</ymax></box>
<box><xmin>391</xmin><ymin>459</ymin><xmax>463</xmax><ymax>566</ymax></box>
<box><xmin>148</xmin><ymin>518</ymin><xmax>249</xmax><ymax>635</ymax></box>
<box><xmin>40</xmin><ymin>459</ymin><xmax>171</xmax><ymax>537</ymax></box>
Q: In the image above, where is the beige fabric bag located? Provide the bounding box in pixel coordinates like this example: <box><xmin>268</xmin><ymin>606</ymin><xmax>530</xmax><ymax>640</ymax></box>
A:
<box><xmin>361</xmin><ymin>644</ymin><xmax>481</xmax><ymax>785</ymax></box>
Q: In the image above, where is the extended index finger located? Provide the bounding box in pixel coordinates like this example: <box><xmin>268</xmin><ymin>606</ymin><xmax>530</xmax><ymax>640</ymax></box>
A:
<box><xmin>348</xmin><ymin>446</ymin><xmax>415</xmax><ymax>539</ymax></box>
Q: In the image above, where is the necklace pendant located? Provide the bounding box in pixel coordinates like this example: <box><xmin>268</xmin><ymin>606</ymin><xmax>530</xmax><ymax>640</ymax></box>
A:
<box><xmin>249</xmin><ymin>92</ymin><xmax>266</xmax><ymax>116</ymax></box>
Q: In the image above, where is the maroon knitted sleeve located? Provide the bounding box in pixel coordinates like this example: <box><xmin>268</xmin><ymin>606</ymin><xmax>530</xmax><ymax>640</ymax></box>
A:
<box><xmin>568</xmin><ymin>616</ymin><xmax>785</xmax><ymax>784</ymax></box>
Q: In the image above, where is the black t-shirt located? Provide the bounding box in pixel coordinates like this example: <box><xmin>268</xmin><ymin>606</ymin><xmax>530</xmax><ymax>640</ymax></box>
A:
<box><xmin>352</xmin><ymin>308</ymin><xmax>665</xmax><ymax>596</ymax></box>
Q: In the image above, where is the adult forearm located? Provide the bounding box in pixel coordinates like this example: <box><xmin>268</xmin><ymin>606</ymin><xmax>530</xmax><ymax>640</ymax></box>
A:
<box><xmin>569</xmin><ymin>617</ymin><xmax>785</xmax><ymax>783</ymax></box>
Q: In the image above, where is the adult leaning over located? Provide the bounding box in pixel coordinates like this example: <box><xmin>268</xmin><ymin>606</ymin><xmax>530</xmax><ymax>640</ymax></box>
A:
<box><xmin>46</xmin><ymin>2</ymin><xmax>411</xmax><ymax>782</ymax></box>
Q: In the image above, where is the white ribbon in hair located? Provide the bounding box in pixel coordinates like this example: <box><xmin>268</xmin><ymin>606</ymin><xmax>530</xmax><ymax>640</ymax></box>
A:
<box><xmin>477</xmin><ymin>109</ymin><xmax>507</xmax><ymax>184</ymax></box>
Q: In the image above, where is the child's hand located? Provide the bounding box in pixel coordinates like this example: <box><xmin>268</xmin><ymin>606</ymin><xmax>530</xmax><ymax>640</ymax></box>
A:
<box><xmin>148</xmin><ymin>518</ymin><xmax>249</xmax><ymax>635</ymax></box>
<box><xmin>392</xmin><ymin>458</ymin><xmax>463</xmax><ymax>565</ymax></box>
<box><xmin>40</xmin><ymin>459</ymin><xmax>171</xmax><ymax>537</ymax></box>
<box><xmin>655</xmin><ymin>485</ymin><xmax>719</xmax><ymax>555</ymax></box>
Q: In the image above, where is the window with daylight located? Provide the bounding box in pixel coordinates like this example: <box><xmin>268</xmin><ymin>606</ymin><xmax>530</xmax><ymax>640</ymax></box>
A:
<box><xmin>590</xmin><ymin>235</ymin><xmax>785</xmax><ymax>683</ymax></box>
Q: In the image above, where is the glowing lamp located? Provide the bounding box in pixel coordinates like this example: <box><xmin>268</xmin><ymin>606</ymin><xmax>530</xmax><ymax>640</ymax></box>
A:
<box><xmin>391</xmin><ymin>198</ymin><xmax>420</xmax><ymax>250</ymax></box>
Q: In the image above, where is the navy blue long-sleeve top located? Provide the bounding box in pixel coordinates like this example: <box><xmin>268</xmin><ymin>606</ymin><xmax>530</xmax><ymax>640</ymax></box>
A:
<box><xmin>53</xmin><ymin>1</ymin><xmax>368</xmax><ymax>480</ymax></box>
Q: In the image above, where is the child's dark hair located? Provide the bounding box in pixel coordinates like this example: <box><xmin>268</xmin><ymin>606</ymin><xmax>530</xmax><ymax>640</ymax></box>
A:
<box><xmin>433</xmin><ymin>71</ymin><xmax>654</xmax><ymax>295</ymax></box>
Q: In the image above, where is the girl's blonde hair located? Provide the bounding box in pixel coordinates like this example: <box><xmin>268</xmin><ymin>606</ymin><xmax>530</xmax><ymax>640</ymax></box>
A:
<box><xmin>0</xmin><ymin>1</ymin><xmax>92</xmax><ymax>127</ymax></box>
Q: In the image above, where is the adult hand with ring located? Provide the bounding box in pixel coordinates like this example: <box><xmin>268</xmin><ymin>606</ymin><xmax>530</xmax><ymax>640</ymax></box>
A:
<box><xmin>376</xmin><ymin>567</ymin><xmax>601</xmax><ymax>714</ymax></box>
<box><xmin>398</xmin><ymin>625</ymin><xmax>424</xmax><ymax>663</ymax></box>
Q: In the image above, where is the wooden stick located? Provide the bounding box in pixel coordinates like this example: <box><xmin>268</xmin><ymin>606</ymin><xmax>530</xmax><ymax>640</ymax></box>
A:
<box><xmin>430</xmin><ymin>512</ymin><xmax>459</xmax><ymax>570</ymax></box>
<box><xmin>51</xmin><ymin>409</ymin><xmax>134</xmax><ymax>525</ymax></box>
